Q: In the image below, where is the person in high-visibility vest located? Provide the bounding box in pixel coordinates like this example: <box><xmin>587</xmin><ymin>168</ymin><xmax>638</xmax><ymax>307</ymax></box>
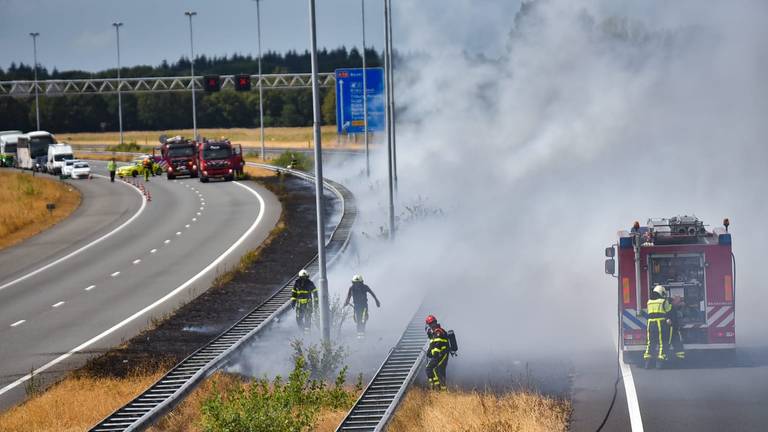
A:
<box><xmin>425</xmin><ymin>315</ymin><xmax>450</xmax><ymax>390</ymax></box>
<box><xmin>644</xmin><ymin>284</ymin><xmax>672</xmax><ymax>369</ymax></box>
<box><xmin>291</xmin><ymin>269</ymin><xmax>318</xmax><ymax>333</ymax></box>
<box><xmin>107</xmin><ymin>158</ymin><xmax>117</xmax><ymax>182</ymax></box>
<box><xmin>143</xmin><ymin>157</ymin><xmax>152</xmax><ymax>181</ymax></box>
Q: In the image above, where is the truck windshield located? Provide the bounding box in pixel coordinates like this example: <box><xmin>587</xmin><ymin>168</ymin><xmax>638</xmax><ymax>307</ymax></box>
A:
<box><xmin>54</xmin><ymin>154</ymin><xmax>73</xmax><ymax>161</ymax></box>
<box><xmin>203</xmin><ymin>147</ymin><xmax>231</xmax><ymax>160</ymax></box>
<box><xmin>168</xmin><ymin>147</ymin><xmax>195</xmax><ymax>157</ymax></box>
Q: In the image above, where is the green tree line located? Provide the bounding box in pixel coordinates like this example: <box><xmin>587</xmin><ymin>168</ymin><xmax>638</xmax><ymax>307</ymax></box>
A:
<box><xmin>0</xmin><ymin>47</ymin><xmax>380</xmax><ymax>132</ymax></box>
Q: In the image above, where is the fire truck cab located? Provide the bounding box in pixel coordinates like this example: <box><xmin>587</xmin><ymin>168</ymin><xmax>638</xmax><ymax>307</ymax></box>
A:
<box><xmin>605</xmin><ymin>215</ymin><xmax>735</xmax><ymax>361</ymax></box>
<box><xmin>197</xmin><ymin>139</ymin><xmax>240</xmax><ymax>183</ymax></box>
<box><xmin>160</xmin><ymin>135</ymin><xmax>198</xmax><ymax>180</ymax></box>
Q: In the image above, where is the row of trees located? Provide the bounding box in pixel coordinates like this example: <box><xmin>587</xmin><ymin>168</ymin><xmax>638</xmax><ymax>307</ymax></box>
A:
<box><xmin>0</xmin><ymin>47</ymin><xmax>380</xmax><ymax>133</ymax></box>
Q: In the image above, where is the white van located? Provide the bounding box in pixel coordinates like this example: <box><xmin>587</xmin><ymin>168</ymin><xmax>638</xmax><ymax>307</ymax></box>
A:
<box><xmin>47</xmin><ymin>143</ymin><xmax>74</xmax><ymax>174</ymax></box>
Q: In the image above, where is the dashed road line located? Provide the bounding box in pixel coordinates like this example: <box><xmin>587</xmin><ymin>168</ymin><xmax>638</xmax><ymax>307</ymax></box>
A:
<box><xmin>85</xmin><ymin>285</ymin><xmax>96</xmax><ymax>291</ymax></box>
<box><xmin>111</xmin><ymin>271</ymin><xmax>120</xmax><ymax>277</ymax></box>
<box><xmin>164</xmin><ymin>239</ymin><xmax>171</xmax><ymax>244</ymax></box>
<box><xmin>133</xmin><ymin>259</ymin><xmax>141</xmax><ymax>265</ymax></box>
<box><xmin>192</xmin><ymin>218</ymin><xmax>197</xmax><ymax>222</ymax></box>
<box><xmin>176</xmin><ymin>231</ymin><xmax>182</xmax><ymax>236</ymax></box>
<box><xmin>150</xmin><ymin>249</ymin><xmax>157</xmax><ymax>254</ymax></box>
<box><xmin>10</xmin><ymin>320</ymin><xmax>25</xmax><ymax>327</ymax></box>
<box><xmin>185</xmin><ymin>224</ymin><xmax>190</xmax><ymax>228</ymax></box>
<box><xmin>52</xmin><ymin>301</ymin><xmax>65</xmax><ymax>308</ymax></box>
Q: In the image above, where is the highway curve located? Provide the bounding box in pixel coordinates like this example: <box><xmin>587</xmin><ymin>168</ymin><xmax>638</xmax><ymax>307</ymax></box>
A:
<box><xmin>0</xmin><ymin>161</ymin><xmax>280</xmax><ymax>410</ymax></box>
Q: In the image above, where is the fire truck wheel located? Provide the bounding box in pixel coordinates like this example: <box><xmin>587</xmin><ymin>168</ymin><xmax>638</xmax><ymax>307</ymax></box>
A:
<box><xmin>200</xmin><ymin>177</ymin><xmax>209</xmax><ymax>183</ymax></box>
<box><xmin>167</xmin><ymin>174</ymin><xmax>175</xmax><ymax>180</ymax></box>
<box><xmin>226</xmin><ymin>175</ymin><xmax>234</xmax><ymax>182</ymax></box>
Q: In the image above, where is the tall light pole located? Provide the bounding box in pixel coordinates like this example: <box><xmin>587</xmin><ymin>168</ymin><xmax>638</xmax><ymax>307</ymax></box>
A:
<box><xmin>112</xmin><ymin>22</ymin><xmax>124</xmax><ymax>146</ymax></box>
<box><xmin>308</xmin><ymin>0</ymin><xmax>330</xmax><ymax>344</ymax></box>
<box><xmin>185</xmin><ymin>11</ymin><xmax>198</xmax><ymax>141</ymax></box>
<box><xmin>361</xmin><ymin>0</ymin><xmax>370</xmax><ymax>177</ymax></box>
<box><xmin>29</xmin><ymin>32</ymin><xmax>40</xmax><ymax>130</ymax></box>
<box><xmin>386</xmin><ymin>0</ymin><xmax>398</xmax><ymax>192</ymax></box>
<box><xmin>383</xmin><ymin>0</ymin><xmax>395</xmax><ymax>238</ymax></box>
<box><xmin>255</xmin><ymin>0</ymin><xmax>266</xmax><ymax>160</ymax></box>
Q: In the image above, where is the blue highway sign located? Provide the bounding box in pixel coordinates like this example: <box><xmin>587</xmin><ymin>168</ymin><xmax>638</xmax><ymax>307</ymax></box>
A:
<box><xmin>335</xmin><ymin>67</ymin><xmax>385</xmax><ymax>134</ymax></box>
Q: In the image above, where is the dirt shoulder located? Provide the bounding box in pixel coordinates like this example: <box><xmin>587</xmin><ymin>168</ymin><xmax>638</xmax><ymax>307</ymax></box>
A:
<box><xmin>0</xmin><ymin>170</ymin><xmax>81</xmax><ymax>251</ymax></box>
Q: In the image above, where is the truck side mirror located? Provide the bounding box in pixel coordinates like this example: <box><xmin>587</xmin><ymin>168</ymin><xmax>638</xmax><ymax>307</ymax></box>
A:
<box><xmin>605</xmin><ymin>247</ymin><xmax>615</xmax><ymax>258</ymax></box>
<box><xmin>605</xmin><ymin>258</ymin><xmax>616</xmax><ymax>275</ymax></box>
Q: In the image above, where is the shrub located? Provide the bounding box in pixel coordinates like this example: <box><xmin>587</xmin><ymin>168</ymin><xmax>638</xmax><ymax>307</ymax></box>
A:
<box><xmin>271</xmin><ymin>151</ymin><xmax>312</xmax><ymax>171</ymax></box>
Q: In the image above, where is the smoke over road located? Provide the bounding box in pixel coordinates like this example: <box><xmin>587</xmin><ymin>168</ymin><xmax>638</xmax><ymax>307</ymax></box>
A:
<box><xmin>234</xmin><ymin>0</ymin><xmax>768</xmax><ymax>388</ymax></box>
<box><xmin>325</xmin><ymin>0</ymin><xmax>768</xmax><ymax>381</ymax></box>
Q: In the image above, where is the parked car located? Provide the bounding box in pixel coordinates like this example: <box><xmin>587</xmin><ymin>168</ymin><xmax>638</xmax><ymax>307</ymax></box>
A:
<box><xmin>62</xmin><ymin>159</ymin><xmax>77</xmax><ymax>177</ymax></box>
<box><xmin>70</xmin><ymin>161</ymin><xmax>91</xmax><ymax>179</ymax></box>
<box><xmin>33</xmin><ymin>155</ymin><xmax>48</xmax><ymax>173</ymax></box>
<box><xmin>117</xmin><ymin>159</ymin><xmax>160</xmax><ymax>178</ymax></box>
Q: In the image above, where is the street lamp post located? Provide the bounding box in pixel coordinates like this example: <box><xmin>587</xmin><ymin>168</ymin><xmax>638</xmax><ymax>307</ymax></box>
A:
<box><xmin>29</xmin><ymin>32</ymin><xmax>40</xmax><ymax>130</ymax></box>
<box><xmin>308</xmin><ymin>0</ymin><xmax>331</xmax><ymax>344</ymax></box>
<box><xmin>255</xmin><ymin>0</ymin><xmax>266</xmax><ymax>160</ymax></box>
<box><xmin>386</xmin><ymin>0</ymin><xmax>398</xmax><ymax>192</ymax></box>
<box><xmin>185</xmin><ymin>11</ymin><xmax>198</xmax><ymax>141</ymax></box>
<box><xmin>112</xmin><ymin>22</ymin><xmax>124</xmax><ymax>146</ymax></box>
<box><xmin>361</xmin><ymin>0</ymin><xmax>370</xmax><ymax>177</ymax></box>
<box><xmin>383</xmin><ymin>1</ymin><xmax>395</xmax><ymax>238</ymax></box>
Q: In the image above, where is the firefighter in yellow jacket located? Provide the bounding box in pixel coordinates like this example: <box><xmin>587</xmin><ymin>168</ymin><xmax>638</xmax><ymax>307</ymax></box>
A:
<box><xmin>425</xmin><ymin>315</ymin><xmax>450</xmax><ymax>390</ymax></box>
<box><xmin>644</xmin><ymin>285</ymin><xmax>672</xmax><ymax>369</ymax></box>
<box><xmin>291</xmin><ymin>269</ymin><xmax>318</xmax><ymax>333</ymax></box>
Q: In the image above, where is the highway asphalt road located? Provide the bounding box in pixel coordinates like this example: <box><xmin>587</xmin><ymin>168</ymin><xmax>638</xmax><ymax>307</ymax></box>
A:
<box><xmin>570</xmin><ymin>339</ymin><xmax>768</xmax><ymax>431</ymax></box>
<box><xmin>0</xmin><ymin>162</ymin><xmax>280</xmax><ymax>410</ymax></box>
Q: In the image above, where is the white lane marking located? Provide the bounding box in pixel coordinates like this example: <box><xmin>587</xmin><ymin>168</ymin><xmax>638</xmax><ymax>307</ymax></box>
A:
<box><xmin>133</xmin><ymin>259</ymin><xmax>141</xmax><ymax>265</ymax></box>
<box><xmin>150</xmin><ymin>249</ymin><xmax>157</xmax><ymax>254</ymax></box>
<box><xmin>164</xmin><ymin>239</ymin><xmax>171</xmax><ymax>244</ymax></box>
<box><xmin>0</xmin><ymin>175</ymin><xmax>147</xmax><ymax>293</ymax></box>
<box><xmin>185</xmin><ymin>224</ymin><xmax>190</xmax><ymax>228</ymax></box>
<box><xmin>84</xmin><ymin>285</ymin><xmax>95</xmax><ymax>291</ymax></box>
<box><xmin>10</xmin><ymin>320</ymin><xmax>26</xmax><ymax>327</ymax></box>
<box><xmin>52</xmin><ymin>301</ymin><xmax>65</xmax><ymax>308</ymax></box>
<box><xmin>176</xmin><ymin>231</ymin><xmax>182</xmax><ymax>236</ymax></box>
<box><xmin>199</xmin><ymin>207</ymin><xmax>204</xmax><ymax>210</ymax></box>
<box><xmin>196</xmin><ymin>212</ymin><xmax>201</xmax><ymax>216</ymax></box>
<box><xmin>620</xmin><ymin>351</ymin><xmax>644</xmax><ymax>431</ymax></box>
<box><xmin>0</xmin><ymin>181</ymin><xmax>266</xmax><ymax>397</ymax></box>
<box><xmin>192</xmin><ymin>218</ymin><xmax>197</xmax><ymax>222</ymax></box>
<box><xmin>110</xmin><ymin>271</ymin><xmax>120</xmax><ymax>277</ymax></box>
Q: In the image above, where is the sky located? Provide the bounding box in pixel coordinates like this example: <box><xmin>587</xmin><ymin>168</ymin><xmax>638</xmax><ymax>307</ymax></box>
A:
<box><xmin>0</xmin><ymin>0</ymin><xmax>521</xmax><ymax>73</ymax></box>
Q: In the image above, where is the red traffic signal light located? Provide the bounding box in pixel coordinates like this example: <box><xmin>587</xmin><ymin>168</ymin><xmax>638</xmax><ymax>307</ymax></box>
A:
<box><xmin>203</xmin><ymin>75</ymin><xmax>221</xmax><ymax>92</ymax></box>
<box><xmin>234</xmin><ymin>74</ymin><xmax>251</xmax><ymax>91</ymax></box>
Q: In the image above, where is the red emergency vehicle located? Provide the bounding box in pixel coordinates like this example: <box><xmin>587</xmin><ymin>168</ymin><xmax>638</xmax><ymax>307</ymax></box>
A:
<box><xmin>160</xmin><ymin>136</ymin><xmax>198</xmax><ymax>180</ymax></box>
<box><xmin>197</xmin><ymin>139</ymin><xmax>243</xmax><ymax>182</ymax></box>
<box><xmin>605</xmin><ymin>216</ymin><xmax>735</xmax><ymax>360</ymax></box>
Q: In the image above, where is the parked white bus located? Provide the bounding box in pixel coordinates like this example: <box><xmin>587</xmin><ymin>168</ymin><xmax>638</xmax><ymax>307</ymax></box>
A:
<box><xmin>0</xmin><ymin>131</ymin><xmax>22</xmax><ymax>167</ymax></box>
<box><xmin>16</xmin><ymin>131</ymin><xmax>57</xmax><ymax>170</ymax></box>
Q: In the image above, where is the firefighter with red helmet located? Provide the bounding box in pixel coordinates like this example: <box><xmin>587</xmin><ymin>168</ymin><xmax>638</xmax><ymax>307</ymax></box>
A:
<box><xmin>425</xmin><ymin>315</ymin><xmax>451</xmax><ymax>390</ymax></box>
<box><xmin>644</xmin><ymin>285</ymin><xmax>673</xmax><ymax>369</ymax></box>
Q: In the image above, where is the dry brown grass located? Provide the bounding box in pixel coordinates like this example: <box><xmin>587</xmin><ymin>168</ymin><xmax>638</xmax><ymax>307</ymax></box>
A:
<box><xmin>61</xmin><ymin>127</ymin><xmax>365</xmax><ymax>149</ymax></box>
<box><xmin>74</xmin><ymin>152</ymin><xmax>135</xmax><ymax>162</ymax></box>
<box><xmin>0</xmin><ymin>370</ymin><xmax>164</xmax><ymax>432</ymax></box>
<box><xmin>387</xmin><ymin>387</ymin><xmax>571</xmax><ymax>432</ymax></box>
<box><xmin>0</xmin><ymin>171</ymin><xmax>81</xmax><ymax>251</ymax></box>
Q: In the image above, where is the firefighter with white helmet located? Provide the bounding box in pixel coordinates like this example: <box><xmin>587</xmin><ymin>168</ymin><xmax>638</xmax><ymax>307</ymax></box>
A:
<box><xmin>644</xmin><ymin>284</ymin><xmax>673</xmax><ymax>369</ymax></box>
<box><xmin>344</xmin><ymin>274</ymin><xmax>380</xmax><ymax>338</ymax></box>
<box><xmin>291</xmin><ymin>269</ymin><xmax>317</xmax><ymax>333</ymax></box>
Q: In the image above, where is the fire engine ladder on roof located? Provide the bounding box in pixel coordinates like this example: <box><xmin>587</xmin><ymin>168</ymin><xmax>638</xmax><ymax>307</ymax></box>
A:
<box><xmin>336</xmin><ymin>310</ymin><xmax>430</xmax><ymax>432</ymax></box>
<box><xmin>89</xmin><ymin>165</ymin><xmax>356</xmax><ymax>432</ymax></box>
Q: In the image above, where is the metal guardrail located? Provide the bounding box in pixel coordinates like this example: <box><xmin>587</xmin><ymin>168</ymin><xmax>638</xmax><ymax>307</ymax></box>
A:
<box><xmin>89</xmin><ymin>164</ymin><xmax>356</xmax><ymax>432</ymax></box>
<box><xmin>0</xmin><ymin>73</ymin><xmax>335</xmax><ymax>97</ymax></box>
<box><xmin>336</xmin><ymin>310</ymin><xmax>429</xmax><ymax>432</ymax></box>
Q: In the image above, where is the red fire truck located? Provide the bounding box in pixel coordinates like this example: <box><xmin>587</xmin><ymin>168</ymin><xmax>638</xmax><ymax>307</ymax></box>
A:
<box><xmin>605</xmin><ymin>215</ymin><xmax>735</xmax><ymax>361</ymax></box>
<box><xmin>160</xmin><ymin>136</ymin><xmax>198</xmax><ymax>180</ymax></box>
<box><xmin>197</xmin><ymin>139</ymin><xmax>243</xmax><ymax>182</ymax></box>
